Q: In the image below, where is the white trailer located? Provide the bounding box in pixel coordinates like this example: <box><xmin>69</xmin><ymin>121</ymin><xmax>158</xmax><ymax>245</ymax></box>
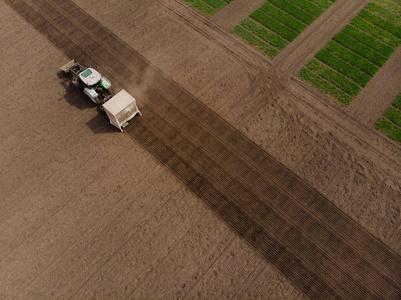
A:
<box><xmin>102</xmin><ymin>89</ymin><xmax>141</xmax><ymax>131</ymax></box>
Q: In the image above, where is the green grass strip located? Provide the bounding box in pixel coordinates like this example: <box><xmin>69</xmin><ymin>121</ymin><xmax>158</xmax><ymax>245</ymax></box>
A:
<box><xmin>315</xmin><ymin>49</ymin><xmax>371</xmax><ymax>86</ymax></box>
<box><xmin>373</xmin><ymin>0</ymin><xmax>401</xmax><ymax>16</ymax></box>
<box><xmin>306</xmin><ymin>59</ymin><xmax>361</xmax><ymax>96</ymax></box>
<box><xmin>240</xmin><ymin>18</ymin><xmax>289</xmax><ymax>49</ymax></box>
<box><xmin>366</xmin><ymin>2</ymin><xmax>401</xmax><ymax>26</ymax></box>
<box><xmin>308</xmin><ymin>0</ymin><xmax>333</xmax><ymax>9</ymax></box>
<box><xmin>232</xmin><ymin>25</ymin><xmax>280</xmax><ymax>57</ymax></box>
<box><xmin>182</xmin><ymin>0</ymin><xmax>217</xmax><ymax>16</ymax></box>
<box><xmin>325</xmin><ymin>41</ymin><xmax>379</xmax><ymax>76</ymax></box>
<box><xmin>376</xmin><ymin>117</ymin><xmax>401</xmax><ymax>142</ymax></box>
<box><xmin>341</xmin><ymin>25</ymin><xmax>394</xmax><ymax>57</ymax></box>
<box><xmin>358</xmin><ymin>9</ymin><xmax>401</xmax><ymax>38</ymax></box>
<box><xmin>299</xmin><ymin>68</ymin><xmax>353</xmax><ymax>106</ymax></box>
<box><xmin>351</xmin><ymin>16</ymin><xmax>401</xmax><ymax>48</ymax></box>
<box><xmin>203</xmin><ymin>0</ymin><xmax>228</xmax><ymax>10</ymax></box>
<box><xmin>269</xmin><ymin>0</ymin><xmax>316</xmax><ymax>24</ymax></box>
<box><xmin>250</xmin><ymin>9</ymin><xmax>299</xmax><ymax>41</ymax></box>
<box><xmin>333</xmin><ymin>32</ymin><xmax>387</xmax><ymax>66</ymax></box>
<box><xmin>287</xmin><ymin>0</ymin><xmax>325</xmax><ymax>17</ymax></box>
<box><xmin>385</xmin><ymin>106</ymin><xmax>401</xmax><ymax>126</ymax></box>
<box><xmin>260</xmin><ymin>2</ymin><xmax>307</xmax><ymax>33</ymax></box>
<box><xmin>351</xmin><ymin>17</ymin><xmax>401</xmax><ymax>48</ymax></box>
<box><xmin>394</xmin><ymin>93</ymin><xmax>401</xmax><ymax>109</ymax></box>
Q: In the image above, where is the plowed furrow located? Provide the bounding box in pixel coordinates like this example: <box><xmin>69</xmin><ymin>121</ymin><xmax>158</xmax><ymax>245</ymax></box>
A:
<box><xmin>125</xmin><ymin>116</ymin><xmax>343</xmax><ymax>300</ymax></box>
<box><xmin>138</xmin><ymin>103</ymin><xmax>398</xmax><ymax>298</ymax></box>
<box><xmin>135</xmin><ymin>105</ymin><xmax>380</xmax><ymax>299</ymax></box>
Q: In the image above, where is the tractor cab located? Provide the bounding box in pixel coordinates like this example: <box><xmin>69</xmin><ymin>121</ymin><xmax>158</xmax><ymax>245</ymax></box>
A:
<box><xmin>79</xmin><ymin>68</ymin><xmax>101</xmax><ymax>87</ymax></box>
<box><xmin>76</xmin><ymin>68</ymin><xmax>112</xmax><ymax>104</ymax></box>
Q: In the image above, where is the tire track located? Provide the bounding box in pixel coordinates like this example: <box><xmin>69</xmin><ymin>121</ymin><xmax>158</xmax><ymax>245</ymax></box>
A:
<box><xmin>4</xmin><ymin>0</ymin><xmax>401</xmax><ymax>298</ymax></box>
<box><xmin>133</xmin><ymin>105</ymin><xmax>381</xmax><ymax>299</ymax></box>
<box><xmin>132</xmin><ymin>87</ymin><xmax>398</xmax><ymax>297</ymax></box>
<box><xmin>125</xmin><ymin>117</ymin><xmax>343</xmax><ymax>300</ymax></box>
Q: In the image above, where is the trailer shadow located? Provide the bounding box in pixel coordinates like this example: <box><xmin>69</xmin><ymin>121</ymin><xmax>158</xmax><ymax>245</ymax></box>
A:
<box><xmin>86</xmin><ymin>108</ymin><xmax>120</xmax><ymax>134</ymax></box>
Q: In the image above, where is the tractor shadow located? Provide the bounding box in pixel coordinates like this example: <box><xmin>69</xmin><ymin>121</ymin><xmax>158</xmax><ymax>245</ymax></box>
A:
<box><xmin>58</xmin><ymin>73</ymin><xmax>117</xmax><ymax>134</ymax></box>
<box><xmin>59</xmin><ymin>77</ymin><xmax>96</xmax><ymax>110</ymax></box>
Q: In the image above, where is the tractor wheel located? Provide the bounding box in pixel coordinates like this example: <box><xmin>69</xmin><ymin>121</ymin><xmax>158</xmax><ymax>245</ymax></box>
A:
<box><xmin>72</xmin><ymin>79</ymin><xmax>82</xmax><ymax>89</ymax></box>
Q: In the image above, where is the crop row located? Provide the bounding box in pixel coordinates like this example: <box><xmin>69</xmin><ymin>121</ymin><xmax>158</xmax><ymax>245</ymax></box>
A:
<box><xmin>333</xmin><ymin>32</ymin><xmax>387</xmax><ymax>66</ymax></box>
<box><xmin>374</xmin><ymin>0</ymin><xmax>401</xmax><ymax>16</ymax></box>
<box><xmin>182</xmin><ymin>0</ymin><xmax>217</xmax><ymax>16</ymax></box>
<box><xmin>298</xmin><ymin>68</ymin><xmax>353</xmax><ymax>106</ymax></box>
<box><xmin>366</xmin><ymin>2</ymin><xmax>401</xmax><ymax>26</ymax></box>
<box><xmin>234</xmin><ymin>0</ymin><xmax>336</xmax><ymax>58</ymax></box>
<box><xmin>268</xmin><ymin>0</ymin><xmax>317</xmax><ymax>24</ymax></box>
<box><xmin>305</xmin><ymin>59</ymin><xmax>361</xmax><ymax>96</ymax></box>
<box><xmin>299</xmin><ymin>0</ymin><xmax>401</xmax><ymax>105</ymax></box>
<box><xmin>308</xmin><ymin>0</ymin><xmax>335</xmax><ymax>9</ymax></box>
<box><xmin>341</xmin><ymin>25</ymin><xmax>394</xmax><ymax>57</ymax></box>
<box><xmin>358</xmin><ymin>9</ymin><xmax>401</xmax><ymax>38</ymax></box>
<box><xmin>232</xmin><ymin>25</ymin><xmax>280</xmax><ymax>57</ymax></box>
<box><xmin>324</xmin><ymin>41</ymin><xmax>379</xmax><ymax>76</ymax></box>
<box><xmin>240</xmin><ymin>18</ymin><xmax>289</xmax><ymax>49</ymax></box>
<box><xmin>394</xmin><ymin>93</ymin><xmax>401</xmax><ymax>108</ymax></box>
<box><xmin>250</xmin><ymin>9</ymin><xmax>299</xmax><ymax>41</ymax></box>
<box><xmin>376</xmin><ymin>118</ymin><xmax>401</xmax><ymax>143</ymax></box>
<box><xmin>259</xmin><ymin>2</ymin><xmax>307</xmax><ymax>33</ymax></box>
<box><xmin>203</xmin><ymin>0</ymin><xmax>230</xmax><ymax>10</ymax></box>
<box><xmin>350</xmin><ymin>16</ymin><xmax>401</xmax><ymax>48</ymax></box>
<box><xmin>376</xmin><ymin>94</ymin><xmax>401</xmax><ymax>143</ymax></box>
<box><xmin>385</xmin><ymin>106</ymin><xmax>401</xmax><ymax>126</ymax></box>
<box><xmin>315</xmin><ymin>49</ymin><xmax>371</xmax><ymax>86</ymax></box>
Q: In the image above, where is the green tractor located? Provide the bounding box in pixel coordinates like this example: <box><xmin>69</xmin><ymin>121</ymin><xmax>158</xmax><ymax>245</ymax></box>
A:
<box><xmin>61</xmin><ymin>59</ymin><xmax>141</xmax><ymax>131</ymax></box>
<box><xmin>61</xmin><ymin>59</ymin><xmax>112</xmax><ymax>105</ymax></box>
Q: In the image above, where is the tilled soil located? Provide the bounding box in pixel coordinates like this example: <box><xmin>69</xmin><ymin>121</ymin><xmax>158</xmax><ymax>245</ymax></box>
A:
<box><xmin>1</xmin><ymin>0</ymin><xmax>401</xmax><ymax>299</ymax></box>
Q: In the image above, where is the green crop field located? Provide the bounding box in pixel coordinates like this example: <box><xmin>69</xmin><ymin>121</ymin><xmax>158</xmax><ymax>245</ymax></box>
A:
<box><xmin>232</xmin><ymin>0</ymin><xmax>337</xmax><ymax>58</ymax></box>
<box><xmin>376</xmin><ymin>93</ymin><xmax>401</xmax><ymax>143</ymax></box>
<box><xmin>182</xmin><ymin>0</ymin><xmax>233</xmax><ymax>17</ymax></box>
<box><xmin>299</xmin><ymin>0</ymin><xmax>401</xmax><ymax>106</ymax></box>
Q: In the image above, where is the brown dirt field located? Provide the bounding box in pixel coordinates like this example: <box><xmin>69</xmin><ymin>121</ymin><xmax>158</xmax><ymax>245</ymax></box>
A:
<box><xmin>1</xmin><ymin>0</ymin><xmax>401</xmax><ymax>299</ymax></box>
